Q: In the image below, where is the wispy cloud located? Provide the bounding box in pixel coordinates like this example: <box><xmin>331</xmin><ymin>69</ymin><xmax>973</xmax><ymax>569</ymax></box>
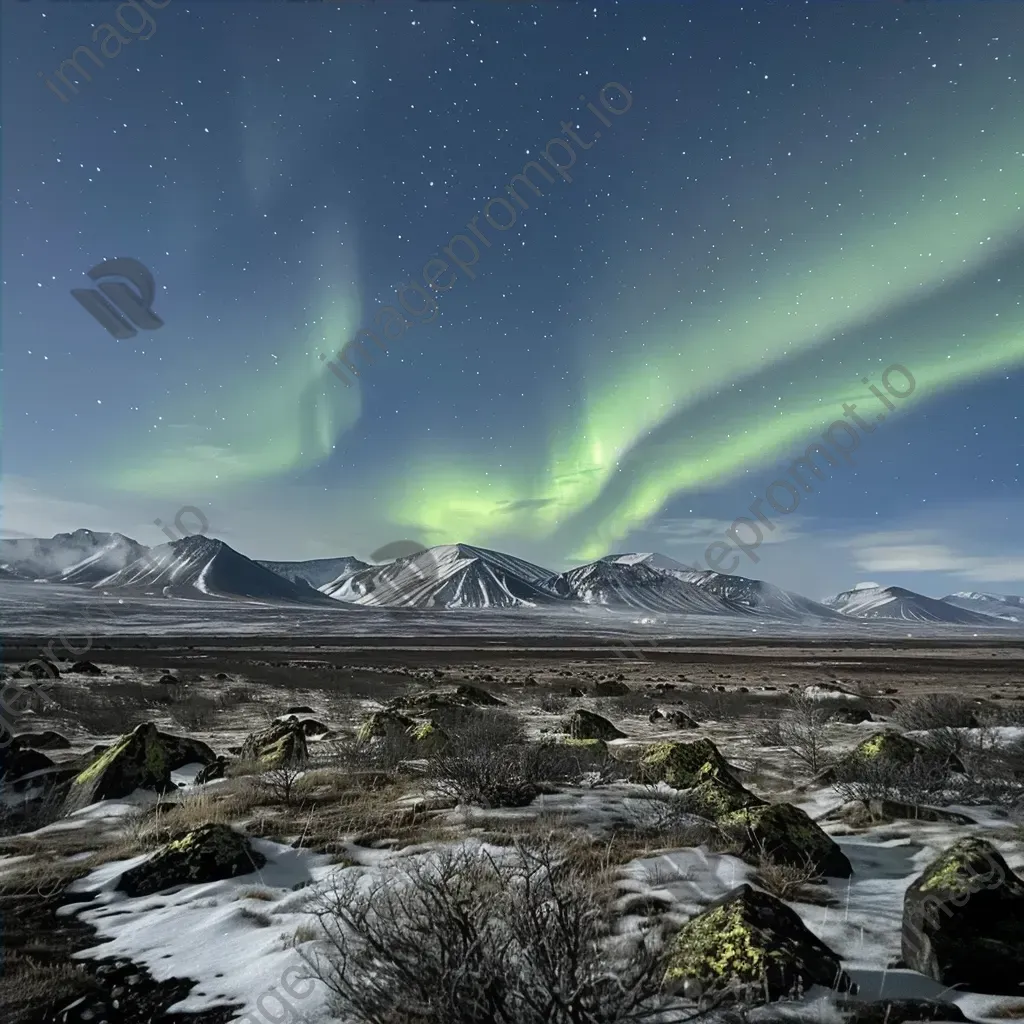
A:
<box><xmin>844</xmin><ymin>529</ymin><xmax>1024</xmax><ymax>586</ymax></box>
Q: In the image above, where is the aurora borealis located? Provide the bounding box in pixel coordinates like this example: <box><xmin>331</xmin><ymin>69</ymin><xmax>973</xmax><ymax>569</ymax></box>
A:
<box><xmin>3</xmin><ymin>1</ymin><xmax>1022</xmax><ymax>595</ymax></box>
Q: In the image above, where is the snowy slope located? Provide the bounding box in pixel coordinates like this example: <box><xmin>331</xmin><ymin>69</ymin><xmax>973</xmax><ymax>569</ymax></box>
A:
<box><xmin>604</xmin><ymin>553</ymin><xmax>840</xmax><ymax>622</ymax></box>
<box><xmin>941</xmin><ymin>591</ymin><xmax>1023</xmax><ymax>623</ymax></box>
<box><xmin>320</xmin><ymin>543</ymin><xmax>563</xmax><ymax>609</ymax></box>
<box><xmin>257</xmin><ymin>556</ymin><xmax>370</xmax><ymax>590</ymax></box>
<box><xmin>57</xmin><ymin>534</ymin><xmax>150</xmax><ymax>585</ymax></box>
<box><xmin>822</xmin><ymin>584</ymin><xmax>995</xmax><ymax>624</ymax></box>
<box><xmin>0</xmin><ymin>529</ymin><xmax>146</xmax><ymax>581</ymax></box>
<box><xmin>95</xmin><ymin>536</ymin><xmax>338</xmax><ymax>604</ymax></box>
<box><xmin>556</xmin><ymin>559</ymin><xmax>749</xmax><ymax>615</ymax></box>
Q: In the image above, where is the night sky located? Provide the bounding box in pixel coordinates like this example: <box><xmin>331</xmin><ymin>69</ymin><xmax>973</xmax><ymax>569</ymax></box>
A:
<box><xmin>2</xmin><ymin>0</ymin><xmax>1022</xmax><ymax>599</ymax></box>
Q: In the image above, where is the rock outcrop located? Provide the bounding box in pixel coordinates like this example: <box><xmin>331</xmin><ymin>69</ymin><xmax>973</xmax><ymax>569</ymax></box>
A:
<box><xmin>665</xmin><ymin>884</ymin><xmax>854</xmax><ymax>1000</ymax></box>
<box><xmin>902</xmin><ymin>836</ymin><xmax>1024</xmax><ymax>995</ymax></box>
<box><xmin>115</xmin><ymin>823</ymin><xmax>266</xmax><ymax>897</ymax></box>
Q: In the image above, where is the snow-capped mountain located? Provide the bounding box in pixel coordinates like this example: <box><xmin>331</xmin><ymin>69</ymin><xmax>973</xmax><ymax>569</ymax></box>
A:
<box><xmin>0</xmin><ymin>529</ymin><xmax>146</xmax><ymax>582</ymax></box>
<box><xmin>557</xmin><ymin>559</ymin><xmax>748</xmax><ymax>615</ymax></box>
<box><xmin>675</xmin><ymin>568</ymin><xmax>842</xmax><ymax>622</ymax></box>
<box><xmin>822</xmin><ymin>584</ymin><xmax>995</xmax><ymax>624</ymax></box>
<box><xmin>941</xmin><ymin>591</ymin><xmax>1023</xmax><ymax>623</ymax></box>
<box><xmin>321</xmin><ymin>543</ymin><xmax>563</xmax><ymax>609</ymax></box>
<box><xmin>257</xmin><ymin>556</ymin><xmax>370</xmax><ymax>590</ymax></box>
<box><xmin>602</xmin><ymin>553</ymin><xmax>841</xmax><ymax>621</ymax></box>
<box><xmin>95</xmin><ymin>536</ymin><xmax>337</xmax><ymax>604</ymax></box>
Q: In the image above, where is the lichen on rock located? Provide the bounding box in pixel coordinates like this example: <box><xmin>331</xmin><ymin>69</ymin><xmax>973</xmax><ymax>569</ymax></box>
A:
<box><xmin>902</xmin><ymin>836</ymin><xmax>1024</xmax><ymax>995</ymax></box>
<box><xmin>719</xmin><ymin>801</ymin><xmax>853</xmax><ymax>878</ymax></box>
<box><xmin>664</xmin><ymin>883</ymin><xmax>853</xmax><ymax>1001</ymax></box>
<box><xmin>637</xmin><ymin>738</ymin><xmax>732</xmax><ymax>789</ymax></box>
<box><xmin>116</xmin><ymin>822</ymin><xmax>267</xmax><ymax>898</ymax></box>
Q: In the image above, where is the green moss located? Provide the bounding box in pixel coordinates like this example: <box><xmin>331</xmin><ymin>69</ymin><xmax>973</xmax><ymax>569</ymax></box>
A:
<box><xmin>640</xmin><ymin>739</ymin><xmax>728</xmax><ymax>789</ymax></box>
<box><xmin>74</xmin><ymin>731</ymin><xmax>134</xmax><ymax>784</ymax></box>
<box><xmin>919</xmin><ymin>837</ymin><xmax>1002</xmax><ymax>896</ymax></box>
<box><xmin>563</xmin><ymin>738</ymin><xmax>608</xmax><ymax>752</ymax></box>
<box><xmin>665</xmin><ymin>899</ymin><xmax>775</xmax><ymax>983</ymax></box>
<box><xmin>851</xmin><ymin>730</ymin><xmax>920</xmax><ymax>763</ymax></box>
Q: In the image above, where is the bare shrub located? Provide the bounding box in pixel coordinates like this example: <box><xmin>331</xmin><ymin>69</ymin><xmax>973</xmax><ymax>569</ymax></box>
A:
<box><xmin>168</xmin><ymin>693</ymin><xmax>220</xmax><ymax>732</ymax></box>
<box><xmin>752</xmin><ymin>846</ymin><xmax>830</xmax><ymax>905</ymax></box>
<box><xmin>606</xmin><ymin>692</ymin><xmax>657</xmax><ymax>717</ymax></box>
<box><xmin>260</xmin><ymin>764</ymin><xmax>306</xmax><ymax>805</ymax></box>
<box><xmin>538</xmin><ymin>692</ymin><xmax>573</xmax><ymax>714</ymax></box>
<box><xmin>774</xmin><ymin>696</ymin><xmax>833</xmax><ymax>774</ymax></box>
<box><xmin>300</xmin><ymin>839</ymin><xmax>680</xmax><ymax>1024</ymax></box>
<box><xmin>831</xmin><ymin>754</ymin><xmax>949</xmax><ymax>804</ymax></box>
<box><xmin>752</xmin><ymin>720</ymin><xmax>785</xmax><ymax>746</ymax></box>
<box><xmin>892</xmin><ymin>694</ymin><xmax>981</xmax><ymax>731</ymax></box>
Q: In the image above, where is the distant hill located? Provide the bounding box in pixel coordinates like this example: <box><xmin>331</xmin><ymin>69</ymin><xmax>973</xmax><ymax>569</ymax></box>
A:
<box><xmin>822</xmin><ymin>584</ymin><xmax>995</xmax><ymax>624</ymax></box>
<box><xmin>258</xmin><ymin>556</ymin><xmax>370</xmax><ymax>590</ymax></box>
<box><xmin>95</xmin><ymin>536</ymin><xmax>339</xmax><ymax>604</ymax></box>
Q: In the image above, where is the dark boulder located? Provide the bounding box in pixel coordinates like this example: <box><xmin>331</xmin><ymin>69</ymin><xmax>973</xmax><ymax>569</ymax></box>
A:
<box><xmin>902</xmin><ymin>836</ymin><xmax>1024</xmax><ymax>995</ymax></box>
<box><xmin>719</xmin><ymin>802</ymin><xmax>853</xmax><ymax>878</ymax></box>
<box><xmin>115</xmin><ymin>823</ymin><xmax>266</xmax><ymax>897</ymax></box>
<box><xmin>637</xmin><ymin>738</ymin><xmax>732</xmax><ymax>789</ymax></box>
<box><xmin>831</xmin><ymin>707</ymin><xmax>873</xmax><ymax>725</ymax></box>
<box><xmin>13</xmin><ymin>730</ymin><xmax>71</xmax><ymax>750</ymax></box>
<box><xmin>666</xmin><ymin>710</ymin><xmax>699</xmax><ymax>728</ymax></box>
<box><xmin>158</xmin><ymin>673</ymin><xmax>180</xmax><ymax>686</ymax></box>
<box><xmin>563</xmin><ymin>709</ymin><xmax>626</xmax><ymax>741</ymax></box>
<box><xmin>284</xmin><ymin>705</ymin><xmax>315</xmax><ymax>715</ymax></box>
<box><xmin>25</xmin><ymin>658</ymin><xmax>60</xmax><ymax>679</ymax></box>
<box><xmin>686</xmin><ymin>761</ymin><xmax>765</xmax><ymax>819</ymax></box>
<box><xmin>1</xmin><ymin>743</ymin><xmax>54</xmax><ymax>781</ymax></box>
<box><xmin>71</xmin><ymin>660</ymin><xmax>103</xmax><ymax>675</ymax></box>
<box><xmin>357</xmin><ymin>710</ymin><xmax>414</xmax><ymax>744</ymax></box>
<box><xmin>664</xmin><ymin>883</ymin><xmax>853</xmax><ymax>1000</ymax></box>
<box><xmin>195</xmin><ymin>757</ymin><xmax>230</xmax><ymax>785</ymax></box>
<box><xmin>61</xmin><ymin>724</ymin><xmax>216</xmax><ymax>814</ymax></box>
<box><xmin>593</xmin><ymin>680</ymin><xmax>630</xmax><ymax>697</ymax></box>
<box><xmin>239</xmin><ymin>720</ymin><xmax>308</xmax><ymax>767</ymax></box>
<box><xmin>62</xmin><ymin>723</ymin><xmax>178</xmax><ymax>813</ymax></box>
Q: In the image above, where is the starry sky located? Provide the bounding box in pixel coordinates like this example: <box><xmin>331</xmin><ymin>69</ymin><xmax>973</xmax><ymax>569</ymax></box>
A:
<box><xmin>2</xmin><ymin>0</ymin><xmax>1022</xmax><ymax>600</ymax></box>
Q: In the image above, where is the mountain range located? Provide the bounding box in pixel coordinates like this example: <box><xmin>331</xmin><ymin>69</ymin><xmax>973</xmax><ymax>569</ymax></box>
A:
<box><xmin>1</xmin><ymin>530</ymin><xmax>1021</xmax><ymax>626</ymax></box>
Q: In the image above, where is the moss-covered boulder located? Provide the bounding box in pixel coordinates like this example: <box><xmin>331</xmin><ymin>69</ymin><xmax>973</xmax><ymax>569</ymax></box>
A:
<box><xmin>637</xmin><ymin>738</ymin><xmax>732</xmax><ymax>789</ymax></box>
<box><xmin>902</xmin><ymin>837</ymin><xmax>1024</xmax><ymax>995</ymax></box>
<box><xmin>664</xmin><ymin>883</ymin><xmax>853</xmax><ymax>1001</ymax></box>
<box><xmin>849</xmin><ymin>730</ymin><xmax>964</xmax><ymax>773</ymax></box>
<box><xmin>115</xmin><ymin>823</ymin><xmax>266</xmax><ymax>897</ymax></box>
<box><xmin>563</xmin><ymin>709</ymin><xmax>626</xmax><ymax>741</ymax></box>
<box><xmin>408</xmin><ymin>719</ymin><xmax>449</xmax><ymax>753</ymax></box>
<box><xmin>357</xmin><ymin>710</ymin><xmax>414</xmax><ymax>743</ymax></box>
<box><xmin>719</xmin><ymin>802</ymin><xmax>853</xmax><ymax>878</ymax></box>
<box><xmin>62</xmin><ymin>723</ymin><xmax>199</xmax><ymax>814</ymax></box>
<box><xmin>239</xmin><ymin>720</ymin><xmax>308</xmax><ymax>767</ymax></box>
<box><xmin>686</xmin><ymin>762</ymin><xmax>765</xmax><ymax>819</ymax></box>
<box><xmin>158</xmin><ymin>732</ymin><xmax>218</xmax><ymax>768</ymax></box>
